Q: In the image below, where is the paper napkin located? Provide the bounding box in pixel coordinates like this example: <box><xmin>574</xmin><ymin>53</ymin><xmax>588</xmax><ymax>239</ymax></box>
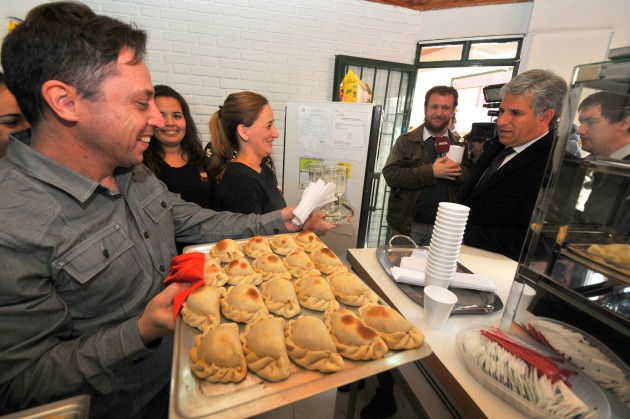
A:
<box><xmin>292</xmin><ymin>179</ymin><xmax>337</xmax><ymax>226</ymax></box>
<box><xmin>391</xmin><ymin>266</ymin><xmax>497</xmax><ymax>292</ymax></box>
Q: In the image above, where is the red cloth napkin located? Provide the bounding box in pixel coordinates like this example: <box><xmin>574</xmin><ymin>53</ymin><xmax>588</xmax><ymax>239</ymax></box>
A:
<box><xmin>163</xmin><ymin>252</ymin><xmax>206</xmax><ymax>321</ymax></box>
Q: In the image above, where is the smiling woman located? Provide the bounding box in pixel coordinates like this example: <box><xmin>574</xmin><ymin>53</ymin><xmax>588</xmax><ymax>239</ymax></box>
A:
<box><xmin>143</xmin><ymin>85</ymin><xmax>216</xmax><ymax>212</ymax></box>
<box><xmin>208</xmin><ymin>91</ymin><xmax>286</xmax><ymax>215</ymax></box>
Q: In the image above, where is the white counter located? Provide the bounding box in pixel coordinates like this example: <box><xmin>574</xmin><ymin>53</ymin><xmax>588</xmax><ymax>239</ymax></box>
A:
<box><xmin>347</xmin><ymin>245</ymin><xmax>526</xmax><ymax>418</ymax></box>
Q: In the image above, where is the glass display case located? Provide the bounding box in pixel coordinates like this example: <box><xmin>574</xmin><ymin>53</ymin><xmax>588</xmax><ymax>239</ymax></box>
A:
<box><xmin>501</xmin><ymin>56</ymin><xmax>630</xmax><ymax>412</ymax></box>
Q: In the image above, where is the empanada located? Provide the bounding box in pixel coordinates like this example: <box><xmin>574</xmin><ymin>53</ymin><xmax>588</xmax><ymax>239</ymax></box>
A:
<box><xmin>225</xmin><ymin>258</ymin><xmax>263</xmax><ymax>286</ymax></box>
<box><xmin>221</xmin><ymin>283</ymin><xmax>270</xmax><ymax>324</ymax></box>
<box><xmin>269</xmin><ymin>234</ymin><xmax>299</xmax><ymax>255</ymax></box>
<box><xmin>327</xmin><ymin>271</ymin><xmax>379</xmax><ymax>307</ymax></box>
<box><xmin>358</xmin><ymin>303</ymin><xmax>424</xmax><ymax>350</ymax></box>
<box><xmin>260</xmin><ymin>277</ymin><xmax>301</xmax><ymax>318</ymax></box>
<box><xmin>190</xmin><ymin>323</ymin><xmax>248</xmax><ymax>383</ymax></box>
<box><xmin>325</xmin><ymin>308</ymin><xmax>388</xmax><ymax>360</ymax></box>
<box><xmin>252</xmin><ymin>253</ymin><xmax>292</xmax><ymax>281</ymax></box>
<box><xmin>241</xmin><ymin>317</ymin><xmax>291</xmax><ymax>382</ymax></box>
<box><xmin>311</xmin><ymin>247</ymin><xmax>348</xmax><ymax>275</ymax></box>
<box><xmin>203</xmin><ymin>256</ymin><xmax>229</xmax><ymax>287</ymax></box>
<box><xmin>294</xmin><ymin>275</ymin><xmax>339</xmax><ymax>312</ymax></box>
<box><xmin>181</xmin><ymin>285</ymin><xmax>225</xmax><ymax>332</ymax></box>
<box><xmin>295</xmin><ymin>230</ymin><xmax>325</xmax><ymax>253</ymax></box>
<box><xmin>283</xmin><ymin>249</ymin><xmax>320</xmax><ymax>278</ymax></box>
<box><xmin>209</xmin><ymin>238</ymin><xmax>244</xmax><ymax>263</ymax></box>
<box><xmin>285</xmin><ymin>315</ymin><xmax>344</xmax><ymax>373</ymax></box>
<box><xmin>243</xmin><ymin>235</ymin><xmax>273</xmax><ymax>259</ymax></box>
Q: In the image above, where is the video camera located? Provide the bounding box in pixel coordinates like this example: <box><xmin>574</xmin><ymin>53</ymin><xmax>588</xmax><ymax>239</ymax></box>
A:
<box><xmin>469</xmin><ymin>83</ymin><xmax>504</xmax><ymax>141</ymax></box>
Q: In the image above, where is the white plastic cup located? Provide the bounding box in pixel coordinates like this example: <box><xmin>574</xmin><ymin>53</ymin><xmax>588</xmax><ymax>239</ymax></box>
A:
<box><xmin>424</xmin><ymin>286</ymin><xmax>458</xmax><ymax>329</ymax></box>
<box><xmin>447</xmin><ymin>145</ymin><xmax>465</xmax><ymax>164</ymax></box>
<box><xmin>500</xmin><ymin>282</ymin><xmax>537</xmax><ymax>329</ymax></box>
<box><xmin>437</xmin><ymin>202</ymin><xmax>470</xmax><ymax>216</ymax></box>
<box><xmin>424</xmin><ymin>272</ymin><xmax>453</xmax><ymax>288</ymax></box>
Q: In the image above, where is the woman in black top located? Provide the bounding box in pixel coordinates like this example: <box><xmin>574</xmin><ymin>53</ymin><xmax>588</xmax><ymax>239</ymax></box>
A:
<box><xmin>209</xmin><ymin>91</ymin><xmax>286</xmax><ymax>214</ymax></box>
<box><xmin>143</xmin><ymin>85</ymin><xmax>217</xmax><ymax>210</ymax></box>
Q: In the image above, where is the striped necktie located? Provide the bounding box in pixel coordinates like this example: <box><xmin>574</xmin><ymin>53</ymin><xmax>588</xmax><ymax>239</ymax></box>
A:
<box><xmin>476</xmin><ymin>147</ymin><xmax>514</xmax><ymax>188</ymax></box>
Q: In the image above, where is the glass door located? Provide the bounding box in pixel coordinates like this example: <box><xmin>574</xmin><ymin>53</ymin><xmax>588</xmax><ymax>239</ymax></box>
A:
<box><xmin>333</xmin><ymin>55</ymin><xmax>417</xmax><ymax>248</ymax></box>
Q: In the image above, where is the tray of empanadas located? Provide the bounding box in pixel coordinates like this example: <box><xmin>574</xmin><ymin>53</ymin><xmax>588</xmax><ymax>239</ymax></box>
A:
<box><xmin>170</xmin><ymin>232</ymin><xmax>432</xmax><ymax>419</ymax></box>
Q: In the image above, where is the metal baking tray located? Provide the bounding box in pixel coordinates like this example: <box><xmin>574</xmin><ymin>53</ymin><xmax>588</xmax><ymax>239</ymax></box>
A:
<box><xmin>376</xmin><ymin>236</ymin><xmax>503</xmax><ymax>314</ymax></box>
<box><xmin>0</xmin><ymin>394</ymin><xmax>90</xmax><ymax>419</ymax></box>
<box><xmin>170</xmin><ymin>239</ymin><xmax>432</xmax><ymax>419</ymax></box>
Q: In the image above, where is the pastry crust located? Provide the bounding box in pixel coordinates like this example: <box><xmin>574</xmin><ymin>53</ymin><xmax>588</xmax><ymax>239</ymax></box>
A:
<box><xmin>294</xmin><ymin>275</ymin><xmax>340</xmax><ymax>312</ymax></box>
<box><xmin>269</xmin><ymin>234</ymin><xmax>299</xmax><ymax>255</ymax></box>
<box><xmin>252</xmin><ymin>253</ymin><xmax>292</xmax><ymax>281</ymax></box>
<box><xmin>203</xmin><ymin>256</ymin><xmax>229</xmax><ymax>287</ymax></box>
<box><xmin>358</xmin><ymin>303</ymin><xmax>424</xmax><ymax>350</ymax></box>
<box><xmin>325</xmin><ymin>308</ymin><xmax>388</xmax><ymax>360</ymax></box>
<box><xmin>311</xmin><ymin>247</ymin><xmax>348</xmax><ymax>275</ymax></box>
<box><xmin>209</xmin><ymin>238</ymin><xmax>244</xmax><ymax>263</ymax></box>
<box><xmin>241</xmin><ymin>317</ymin><xmax>292</xmax><ymax>382</ymax></box>
<box><xmin>181</xmin><ymin>285</ymin><xmax>225</xmax><ymax>332</ymax></box>
<box><xmin>243</xmin><ymin>235</ymin><xmax>273</xmax><ymax>259</ymax></box>
<box><xmin>225</xmin><ymin>258</ymin><xmax>263</xmax><ymax>286</ymax></box>
<box><xmin>283</xmin><ymin>249</ymin><xmax>320</xmax><ymax>278</ymax></box>
<box><xmin>260</xmin><ymin>277</ymin><xmax>301</xmax><ymax>318</ymax></box>
<box><xmin>295</xmin><ymin>230</ymin><xmax>325</xmax><ymax>253</ymax></box>
<box><xmin>285</xmin><ymin>315</ymin><xmax>344</xmax><ymax>373</ymax></box>
<box><xmin>327</xmin><ymin>271</ymin><xmax>379</xmax><ymax>307</ymax></box>
<box><xmin>190</xmin><ymin>323</ymin><xmax>248</xmax><ymax>383</ymax></box>
<box><xmin>221</xmin><ymin>283</ymin><xmax>270</xmax><ymax>324</ymax></box>
<box><xmin>587</xmin><ymin>243</ymin><xmax>630</xmax><ymax>266</ymax></box>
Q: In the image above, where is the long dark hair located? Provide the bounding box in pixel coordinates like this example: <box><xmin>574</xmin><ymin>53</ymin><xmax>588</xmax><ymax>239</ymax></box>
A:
<box><xmin>208</xmin><ymin>91</ymin><xmax>269</xmax><ymax>179</ymax></box>
<box><xmin>144</xmin><ymin>85</ymin><xmax>208</xmax><ymax>176</ymax></box>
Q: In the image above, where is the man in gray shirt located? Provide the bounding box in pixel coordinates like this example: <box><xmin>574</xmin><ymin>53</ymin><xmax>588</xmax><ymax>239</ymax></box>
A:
<box><xmin>0</xmin><ymin>2</ymin><xmax>331</xmax><ymax>417</ymax></box>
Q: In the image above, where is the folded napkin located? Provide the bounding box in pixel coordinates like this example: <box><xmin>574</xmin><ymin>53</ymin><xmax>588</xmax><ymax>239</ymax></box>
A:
<box><xmin>391</xmin><ymin>266</ymin><xmax>497</xmax><ymax>292</ymax></box>
<box><xmin>163</xmin><ymin>252</ymin><xmax>206</xmax><ymax>320</ymax></box>
<box><xmin>292</xmin><ymin>179</ymin><xmax>337</xmax><ymax>226</ymax></box>
<box><xmin>399</xmin><ymin>251</ymin><xmax>428</xmax><ymax>271</ymax></box>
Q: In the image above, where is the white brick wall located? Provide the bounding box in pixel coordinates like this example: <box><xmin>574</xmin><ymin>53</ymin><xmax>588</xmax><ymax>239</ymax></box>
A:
<box><xmin>1</xmin><ymin>0</ymin><xmax>534</xmax><ymax>180</ymax></box>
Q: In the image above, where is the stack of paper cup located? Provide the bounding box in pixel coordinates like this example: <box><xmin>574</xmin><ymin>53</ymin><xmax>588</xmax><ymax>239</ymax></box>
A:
<box><xmin>425</xmin><ymin>202</ymin><xmax>470</xmax><ymax>288</ymax></box>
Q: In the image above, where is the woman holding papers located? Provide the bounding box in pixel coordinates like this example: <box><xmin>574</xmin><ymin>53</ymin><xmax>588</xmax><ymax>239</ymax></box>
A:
<box><xmin>209</xmin><ymin>91</ymin><xmax>335</xmax><ymax>234</ymax></box>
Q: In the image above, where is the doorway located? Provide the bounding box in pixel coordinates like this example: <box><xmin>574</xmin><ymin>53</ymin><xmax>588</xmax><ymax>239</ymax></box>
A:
<box><xmin>333</xmin><ymin>36</ymin><xmax>523</xmax><ymax>249</ymax></box>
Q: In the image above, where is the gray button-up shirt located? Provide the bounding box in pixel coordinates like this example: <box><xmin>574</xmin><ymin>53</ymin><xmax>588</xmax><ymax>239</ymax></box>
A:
<box><xmin>0</xmin><ymin>133</ymin><xmax>287</xmax><ymax>416</ymax></box>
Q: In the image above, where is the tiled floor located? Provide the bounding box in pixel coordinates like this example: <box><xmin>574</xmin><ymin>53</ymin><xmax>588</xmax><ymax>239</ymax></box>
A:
<box><xmin>252</xmin><ymin>375</ymin><xmax>419</xmax><ymax>419</ymax></box>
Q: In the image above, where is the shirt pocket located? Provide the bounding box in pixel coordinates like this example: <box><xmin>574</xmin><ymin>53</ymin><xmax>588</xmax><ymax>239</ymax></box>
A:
<box><xmin>52</xmin><ymin>224</ymin><xmax>135</xmax><ymax>318</ymax></box>
<box><xmin>143</xmin><ymin>188</ymin><xmax>174</xmax><ymax>224</ymax></box>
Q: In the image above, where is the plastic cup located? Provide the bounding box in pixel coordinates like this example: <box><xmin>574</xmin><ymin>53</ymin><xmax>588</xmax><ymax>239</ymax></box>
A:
<box><xmin>435</xmin><ymin>214</ymin><xmax>468</xmax><ymax>226</ymax></box>
<box><xmin>423</xmin><ymin>286</ymin><xmax>458</xmax><ymax>329</ymax></box>
<box><xmin>429</xmin><ymin>241</ymin><xmax>461</xmax><ymax>256</ymax></box>
<box><xmin>425</xmin><ymin>260</ymin><xmax>457</xmax><ymax>276</ymax></box>
<box><xmin>437</xmin><ymin>202</ymin><xmax>470</xmax><ymax>216</ymax></box>
<box><xmin>424</xmin><ymin>273</ymin><xmax>453</xmax><ymax>288</ymax></box>
<box><xmin>430</xmin><ymin>234</ymin><xmax>463</xmax><ymax>247</ymax></box>
<box><xmin>433</xmin><ymin>223</ymin><xmax>466</xmax><ymax>236</ymax></box>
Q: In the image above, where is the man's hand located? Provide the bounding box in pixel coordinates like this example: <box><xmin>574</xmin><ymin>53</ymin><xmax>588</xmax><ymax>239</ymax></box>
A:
<box><xmin>137</xmin><ymin>282</ymin><xmax>191</xmax><ymax>346</ymax></box>
<box><xmin>304</xmin><ymin>211</ymin><xmax>336</xmax><ymax>235</ymax></box>
<box><xmin>433</xmin><ymin>156</ymin><xmax>462</xmax><ymax>181</ymax></box>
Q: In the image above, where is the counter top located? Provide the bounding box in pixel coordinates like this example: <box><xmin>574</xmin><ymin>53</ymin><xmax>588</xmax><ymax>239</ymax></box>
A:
<box><xmin>347</xmin><ymin>245</ymin><xmax>525</xmax><ymax>418</ymax></box>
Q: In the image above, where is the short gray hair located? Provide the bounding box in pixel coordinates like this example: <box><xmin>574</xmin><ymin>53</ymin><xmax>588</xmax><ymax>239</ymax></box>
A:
<box><xmin>501</xmin><ymin>69</ymin><xmax>568</xmax><ymax>123</ymax></box>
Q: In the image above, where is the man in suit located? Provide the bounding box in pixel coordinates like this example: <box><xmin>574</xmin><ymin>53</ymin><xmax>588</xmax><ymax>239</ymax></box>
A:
<box><xmin>578</xmin><ymin>91</ymin><xmax>630</xmax><ymax>234</ymax></box>
<box><xmin>458</xmin><ymin>69</ymin><xmax>568</xmax><ymax>261</ymax></box>
<box><xmin>383</xmin><ymin>85</ymin><xmax>471</xmax><ymax>246</ymax></box>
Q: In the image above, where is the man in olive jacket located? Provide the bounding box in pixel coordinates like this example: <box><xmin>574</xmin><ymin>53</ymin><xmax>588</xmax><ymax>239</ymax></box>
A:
<box><xmin>383</xmin><ymin>86</ymin><xmax>472</xmax><ymax>245</ymax></box>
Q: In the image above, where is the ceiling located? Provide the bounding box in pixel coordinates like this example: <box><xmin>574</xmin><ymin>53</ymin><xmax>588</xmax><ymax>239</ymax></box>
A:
<box><xmin>365</xmin><ymin>0</ymin><xmax>530</xmax><ymax>12</ymax></box>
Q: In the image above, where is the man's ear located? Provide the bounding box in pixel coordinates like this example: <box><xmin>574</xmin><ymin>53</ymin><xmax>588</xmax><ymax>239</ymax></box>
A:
<box><xmin>41</xmin><ymin>80</ymin><xmax>80</xmax><ymax>122</ymax></box>
<box><xmin>538</xmin><ymin>108</ymin><xmax>555</xmax><ymax>127</ymax></box>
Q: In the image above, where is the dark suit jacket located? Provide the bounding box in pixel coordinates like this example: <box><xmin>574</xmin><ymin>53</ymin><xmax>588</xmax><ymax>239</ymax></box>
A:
<box><xmin>458</xmin><ymin>131</ymin><xmax>555</xmax><ymax>260</ymax></box>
